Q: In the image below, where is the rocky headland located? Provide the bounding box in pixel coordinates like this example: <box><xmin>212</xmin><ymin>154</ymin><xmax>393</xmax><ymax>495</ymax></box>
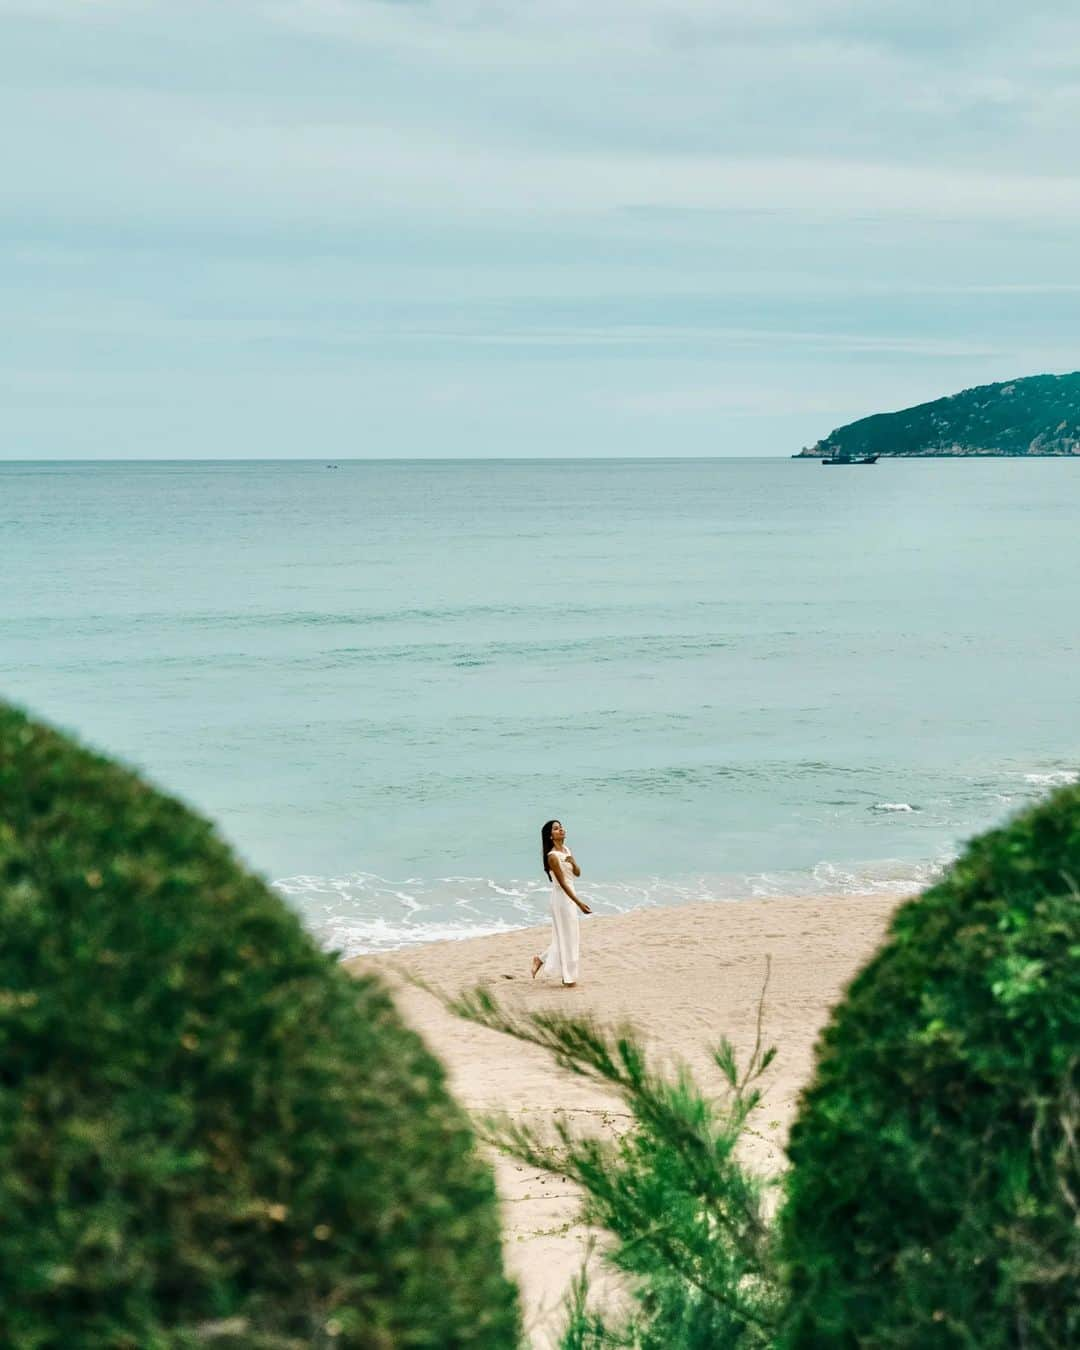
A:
<box><xmin>796</xmin><ymin>370</ymin><xmax>1080</xmax><ymax>459</ymax></box>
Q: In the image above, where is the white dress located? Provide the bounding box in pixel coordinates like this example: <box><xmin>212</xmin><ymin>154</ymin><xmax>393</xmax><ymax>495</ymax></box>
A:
<box><xmin>540</xmin><ymin>848</ymin><xmax>580</xmax><ymax>985</ymax></box>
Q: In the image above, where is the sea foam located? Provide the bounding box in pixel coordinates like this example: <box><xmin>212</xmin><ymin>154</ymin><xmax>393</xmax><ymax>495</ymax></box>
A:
<box><xmin>275</xmin><ymin>859</ymin><xmax>949</xmax><ymax>958</ymax></box>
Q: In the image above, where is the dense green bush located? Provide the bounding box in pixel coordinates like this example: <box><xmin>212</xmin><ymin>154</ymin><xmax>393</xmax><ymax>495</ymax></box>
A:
<box><xmin>0</xmin><ymin>704</ymin><xmax>519</xmax><ymax>1349</ymax></box>
<box><xmin>780</xmin><ymin>784</ymin><xmax>1080</xmax><ymax>1348</ymax></box>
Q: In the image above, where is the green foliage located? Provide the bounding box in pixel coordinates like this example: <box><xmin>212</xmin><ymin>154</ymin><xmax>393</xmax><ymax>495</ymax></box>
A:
<box><xmin>0</xmin><ymin>704</ymin><xmax>520</xmax><ymax>1349</ymax></box>
<box><xmin>779</xmin><ymin>784</ymin><xmax>1080</xmax><ymax>1348</ymax></box>
<box><xmin>801</xmin><ymin>370</ymin><xmax>1080</xmax><ymax>458</ymax></box>
<box><xmin>451</xmin><ymin>967</ymin><xmax>782</xmax><ymax>1349</ymax></box>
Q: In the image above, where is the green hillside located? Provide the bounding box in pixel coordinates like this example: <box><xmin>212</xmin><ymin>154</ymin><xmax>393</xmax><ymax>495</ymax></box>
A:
<box><xmin>796</xmin><ymin>371</ymin><xmax>1080</xmax><ymax>458</ymax></box>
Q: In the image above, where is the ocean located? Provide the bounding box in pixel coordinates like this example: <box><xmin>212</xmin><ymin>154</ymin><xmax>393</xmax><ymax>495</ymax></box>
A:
<box><xmin>3</xmin><ymin>457</ymin><xmax>1078</xmax><ymax>955</ymax></box>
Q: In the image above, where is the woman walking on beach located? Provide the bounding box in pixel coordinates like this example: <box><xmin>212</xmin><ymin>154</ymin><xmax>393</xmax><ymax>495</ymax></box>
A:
<box><xmin>532</xmin><ymin>819</ymin><xmax>591</xmax><ymax>986</ymax></box>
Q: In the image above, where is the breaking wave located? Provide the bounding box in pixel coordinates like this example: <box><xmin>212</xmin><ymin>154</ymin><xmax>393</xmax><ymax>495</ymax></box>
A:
<box><xmin>274</xmin><ymin>859</ymin><xmax>948</xmax><ymax>959</ymax></box>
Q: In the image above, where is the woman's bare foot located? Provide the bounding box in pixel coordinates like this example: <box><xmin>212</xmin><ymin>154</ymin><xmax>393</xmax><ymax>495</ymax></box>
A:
<box><xmin>531</xmin><ymin>955</ymin><xmax>543</xmax><ymax>979</ymax></box>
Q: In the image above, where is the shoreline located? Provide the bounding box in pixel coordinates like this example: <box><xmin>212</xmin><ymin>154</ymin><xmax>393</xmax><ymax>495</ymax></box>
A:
<box><xmin>348</xmin><ymin>891</ymin><xmax>906</xmax><ymax>1343</ymax></box>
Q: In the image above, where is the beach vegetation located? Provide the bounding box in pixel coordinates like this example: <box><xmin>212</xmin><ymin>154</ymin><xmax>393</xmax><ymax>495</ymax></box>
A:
<box><xmin>0</xmin><ymin>704</ymin><xmax>520</xmax><ymax>1348</ymax></box>
<box><xmin>6</xmin><ymin>693</ymin><xmax>1076</xmax><ymax>1349</ymax></box>
<box><xmin>451</xmin><ymin>970</ymin><xmax>782</xmax><ymax>1348</ymax></box>
<box><xmin>779</xmin><ymin>782</ymin><xmax>1080</xmax><ymax>1347</ymax></box>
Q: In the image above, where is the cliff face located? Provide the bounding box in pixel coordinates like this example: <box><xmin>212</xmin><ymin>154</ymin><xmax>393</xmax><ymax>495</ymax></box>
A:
<box><xmin>796</xmin><ymin>372</ymin><xmax>1080</xmax><ymax>458</ymax></box>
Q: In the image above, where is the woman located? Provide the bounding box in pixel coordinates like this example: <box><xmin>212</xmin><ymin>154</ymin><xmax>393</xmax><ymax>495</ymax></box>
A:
<box><xmin>531</xmin><ymin>819</ymin><xmax>591</xmax><ymax>986</ymax></box>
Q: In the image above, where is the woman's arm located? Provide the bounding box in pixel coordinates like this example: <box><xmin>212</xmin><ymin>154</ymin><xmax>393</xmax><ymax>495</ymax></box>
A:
<box><xmin>565</xmin><ymin>848</ymin><xmax>581</xmax><ymax>878</ymax></box>
<box><xmin>549</xmin><ymin>853</ymin><xmax>591</xmax><ymax>914</ymax></box>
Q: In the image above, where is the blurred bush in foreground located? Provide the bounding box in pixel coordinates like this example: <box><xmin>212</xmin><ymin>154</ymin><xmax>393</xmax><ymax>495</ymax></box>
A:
<box><xmin>0</xmin><ymin>703</ymin><xmax>519</xmax><ymax>1349</ymax></box>
<box><xmin>781</xmin><ymin>783</ymin><xmax>1080</xmax><ymax>1347</ymax></box>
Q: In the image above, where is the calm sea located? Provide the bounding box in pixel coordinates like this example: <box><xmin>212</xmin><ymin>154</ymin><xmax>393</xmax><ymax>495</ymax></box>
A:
<box><xmin>3</xmin><ymin>458</ymin><xmax>1078</xmax><ymax>954</ymax></box>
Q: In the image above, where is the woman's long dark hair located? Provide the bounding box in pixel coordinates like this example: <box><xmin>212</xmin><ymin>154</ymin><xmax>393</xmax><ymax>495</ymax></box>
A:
<box><xmin>541</xmin><ymin>820</ymin><xmax>560</xmax><ymax>879</ymax></box>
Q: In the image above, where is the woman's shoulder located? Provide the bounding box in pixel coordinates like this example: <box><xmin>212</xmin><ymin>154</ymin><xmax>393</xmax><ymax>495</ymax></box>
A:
<box><xmin>546</xmin><ymin>847</ymin><xmax>565</xmax><ymax>862</ymax></box>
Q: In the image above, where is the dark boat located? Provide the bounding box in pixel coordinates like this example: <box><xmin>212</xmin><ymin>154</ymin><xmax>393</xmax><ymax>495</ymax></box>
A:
<box><xmin>822</xmin><ymin>453</ymin><xmax>878</xmax><ymax>465</ymax></box>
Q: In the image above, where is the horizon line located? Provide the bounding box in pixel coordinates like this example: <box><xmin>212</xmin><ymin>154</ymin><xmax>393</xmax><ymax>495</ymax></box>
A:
<box><xmin>0</xmin><ymin>454</ymin><xmax>801</xmax><ymax>464</ymax></box>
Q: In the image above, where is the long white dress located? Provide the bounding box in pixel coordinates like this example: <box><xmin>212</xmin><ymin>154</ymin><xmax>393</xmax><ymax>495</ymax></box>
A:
<box><xmin>540</xmin><ymin>848</ymin><xmax>580</xmax><ymax>985</ymax></box>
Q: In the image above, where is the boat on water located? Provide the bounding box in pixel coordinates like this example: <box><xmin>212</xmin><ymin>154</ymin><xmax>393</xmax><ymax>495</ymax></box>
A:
<box><xmin>822</xmin><ymin>453</ymin><xmax>878</xmax><ymax>465</ymax></box>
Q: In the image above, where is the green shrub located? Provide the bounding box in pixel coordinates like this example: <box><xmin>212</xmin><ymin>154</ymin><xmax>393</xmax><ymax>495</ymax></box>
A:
<box><xmin>452</xmin><ymin>971</ymin><xmax>783</xmax><ymax>1349</ymax></box>
<box><xmin>780</xmin><ymin>784</ymin><xmax>1080</xmax><ymax>1348</ymax></box>
<box><xmin>0</xmin><ymin>704</ymin><xmax>520</xmax><ymax>1349</ymax></box>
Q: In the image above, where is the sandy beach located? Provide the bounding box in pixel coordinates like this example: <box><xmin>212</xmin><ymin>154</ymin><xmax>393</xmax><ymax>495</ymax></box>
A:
<box><xmin>348</xmin><ymin>892</ymin><xmax>905</xmax><ymax>1345</ymax></box>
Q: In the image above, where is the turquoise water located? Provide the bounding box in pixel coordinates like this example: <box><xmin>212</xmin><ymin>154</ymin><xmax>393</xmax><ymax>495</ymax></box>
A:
<box><xmin>3</xmin><ymin>458</ymin><xmax>1078</xmax><ymax>954</ymax></box>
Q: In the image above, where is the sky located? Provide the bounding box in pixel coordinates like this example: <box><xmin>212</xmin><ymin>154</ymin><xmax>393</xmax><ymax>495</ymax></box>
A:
<box><xmin>4</xmin><ymin>0</ymin><xmax>1080</xmax><ymax>458</ymax></box>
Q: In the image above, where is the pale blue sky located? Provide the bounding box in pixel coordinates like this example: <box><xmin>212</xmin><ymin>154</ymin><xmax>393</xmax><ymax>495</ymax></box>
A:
<box><xmin>4</xmin><ymin>0</ymin><xmax>1079</xmax><ymax>458</ymax></box>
